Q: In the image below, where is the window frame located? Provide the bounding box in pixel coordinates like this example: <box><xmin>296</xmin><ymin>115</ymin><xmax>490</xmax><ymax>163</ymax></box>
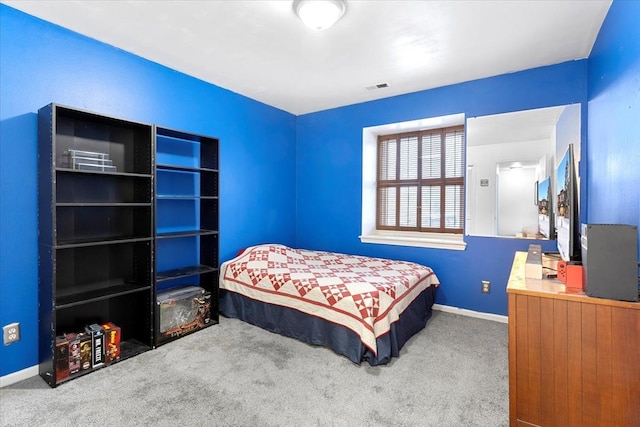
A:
<box><xmin>359</xmin><ymin>113</ymin><xmax>467</xmax><ymax>251</ymax></box>
<box><xmin>375</xmin><ymin>125</ymin><xmax>465</xmax><ymax>234</ymax></box>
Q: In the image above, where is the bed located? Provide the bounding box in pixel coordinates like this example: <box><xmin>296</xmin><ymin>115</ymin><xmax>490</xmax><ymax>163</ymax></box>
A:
<box><xmin>219</xmin><ymin>244</ymin><xmax>439</xmax><ymax>365</ymax></box>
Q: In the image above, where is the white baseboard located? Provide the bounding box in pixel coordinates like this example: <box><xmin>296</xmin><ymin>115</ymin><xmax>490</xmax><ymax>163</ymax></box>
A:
<box><xmin>433</xmin><ymin>304</ymin><xmax>508</xmax><ymax>323</ymax></box>
<box><xmin>0</xmin><ymin>365</ymin><xmax>39</xmax><ymax>388</ymax></box>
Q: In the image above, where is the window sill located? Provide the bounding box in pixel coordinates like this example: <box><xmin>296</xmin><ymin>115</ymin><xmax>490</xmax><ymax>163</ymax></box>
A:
<box><xmin>359</xmin><ymin>231</ymin><xmax>467</xmax><ymax>251</ymax></box>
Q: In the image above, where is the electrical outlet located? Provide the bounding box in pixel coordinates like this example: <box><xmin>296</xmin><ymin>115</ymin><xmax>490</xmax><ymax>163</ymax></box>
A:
<box><xmin>481</xmin><ymin>281</ymin><xmax>491</xmax><ymax>294</ymax></box>
<box><xmin>3</xmin><ymin>323</ymin><xmax>20</xmax><ymax>345</ymax></box>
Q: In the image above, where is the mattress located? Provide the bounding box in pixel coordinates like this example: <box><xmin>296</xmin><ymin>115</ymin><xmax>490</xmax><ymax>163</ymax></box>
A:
<box><xmin>219</xmin><ymin>244</ymin><xmax>439</xmax><ymax>363</ymax></box>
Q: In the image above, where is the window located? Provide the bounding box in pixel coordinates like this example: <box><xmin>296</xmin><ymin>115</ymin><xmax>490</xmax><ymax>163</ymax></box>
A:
<box><xmin>376</xmin><ymin>126</ymin><xmax>465</xmax><ymax>233</ymax></box>
<box><xmin>360</xmin><ymin>113</ymin><xmax>466</xmax><ymax>250</ymax></box>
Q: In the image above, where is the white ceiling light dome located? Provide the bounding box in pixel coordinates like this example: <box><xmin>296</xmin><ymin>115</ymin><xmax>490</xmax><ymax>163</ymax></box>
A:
<box><xmin>293</xmin><ymin>0</ymin><xmax>347</xmax><ymax>31</ymax></box>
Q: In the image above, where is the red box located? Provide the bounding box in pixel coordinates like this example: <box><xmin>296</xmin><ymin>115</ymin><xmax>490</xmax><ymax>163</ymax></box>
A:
<box><xmin>55</xmin><ymin>335</ymin><xmax>69</xmax><ymax>380</ymax></box>
<box><xmin>558</xmin><ymin>260</ymin><xmax>583</xmax><ymax>291</ymax></box>
<box><xmin>66</xmin><ymin>332</ymin><xmax>81</xmax><ymax>375</ymax></box>
<box><xmin>101</xmin><ymin>322</ymin><xmax>121</xmax><ymax>363</ymax></box>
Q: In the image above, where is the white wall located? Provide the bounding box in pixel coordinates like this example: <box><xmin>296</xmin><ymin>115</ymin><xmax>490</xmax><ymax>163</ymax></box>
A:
<box><xmin>554</xmin><ymin>103</ymin><xmax>581</xmax><ymax>207</ymax></box>
<box><xmin>555</xmin><ymin>104</ymin><xmax>581</xmax><ymax>165</ymax></box>
<box><xmin>497</xmin><ymin>164</ymin><xmax>538</xmax><ymax>236</ymax></box>
<box><xmin>467</xmin><ymin>138</ymin><xmax>553</xmax><ymax>236</ymax></box>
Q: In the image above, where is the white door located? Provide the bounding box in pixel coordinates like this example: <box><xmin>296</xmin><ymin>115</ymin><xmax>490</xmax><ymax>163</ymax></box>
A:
<box><xmin>496</xmin><ymin>165</ymin><xmax>538</xmax><ymax>237</ymax></box>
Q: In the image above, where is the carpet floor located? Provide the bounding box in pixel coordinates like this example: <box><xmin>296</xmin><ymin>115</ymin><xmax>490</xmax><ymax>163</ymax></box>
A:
<box><xmin>0</xmin><ymin>310</ymin><xmax>509</xmax><ymax>426</ymax></box>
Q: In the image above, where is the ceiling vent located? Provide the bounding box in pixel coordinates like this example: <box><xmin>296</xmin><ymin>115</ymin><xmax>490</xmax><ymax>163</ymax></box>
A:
<box><xmin>365</xmin><ymin>83</ymin><xmax>389</xmax><ymax>91</ymax></box>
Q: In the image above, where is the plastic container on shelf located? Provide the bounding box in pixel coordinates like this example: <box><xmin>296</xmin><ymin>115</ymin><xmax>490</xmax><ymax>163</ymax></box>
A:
<box><xmin>156</xmin><ymin>286</ymin><xmax>210</xmax><ymax>342</ymax></box>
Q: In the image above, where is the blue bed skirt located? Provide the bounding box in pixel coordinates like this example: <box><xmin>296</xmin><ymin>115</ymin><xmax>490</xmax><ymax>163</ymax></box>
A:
<box><xmin>219</xmin><ymin>285</ymin><xmax>436</xmax><ymax>365</ymax></box>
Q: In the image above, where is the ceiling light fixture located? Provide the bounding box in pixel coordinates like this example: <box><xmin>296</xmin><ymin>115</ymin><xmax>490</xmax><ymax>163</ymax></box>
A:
<box><xmin>293</xmin><ymin>0</ymin><xmax>347</xmax><ymax>31</ymax></box>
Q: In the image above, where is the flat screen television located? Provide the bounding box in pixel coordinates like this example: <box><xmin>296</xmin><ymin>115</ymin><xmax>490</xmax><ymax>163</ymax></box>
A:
<box><xmin>556</xmin><ymin>143</ymin><xmax>580</xmax><ymax>261</ymax></box>
<box><xmin>537</xmin><ymin>177</ymin><xmax>554</xmax><ymax>239</ymax></box>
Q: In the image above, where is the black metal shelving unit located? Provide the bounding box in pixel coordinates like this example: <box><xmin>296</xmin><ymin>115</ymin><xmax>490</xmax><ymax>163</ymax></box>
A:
<box><xmin>38</xmin><ymin>104</ymin><xmax>154</xmax><ymax>387</ymax></box>
<box><xmin>154</xmin><ymin>127</ymin><xmax>220</xmax><ymax>346</ymax></box>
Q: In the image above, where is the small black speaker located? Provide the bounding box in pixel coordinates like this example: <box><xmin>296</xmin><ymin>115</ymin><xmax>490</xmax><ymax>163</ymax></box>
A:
<box><xmin>581</xmin><ymin>224</ymin><xmax>639</xmax><ymax>302</ymax></box>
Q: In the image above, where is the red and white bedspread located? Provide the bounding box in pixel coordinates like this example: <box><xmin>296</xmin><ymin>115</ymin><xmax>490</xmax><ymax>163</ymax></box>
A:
<box><xmin>220</xmin><ymin>244</ymin><xmax>439</xmax><ymax>355</ymax></box>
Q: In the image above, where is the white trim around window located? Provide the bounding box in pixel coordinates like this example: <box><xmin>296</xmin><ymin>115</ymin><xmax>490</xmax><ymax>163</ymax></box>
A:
<box><xmin>360</xmin><ymin>230</ymin><xmax>467</xmax><ymax>250</ymax></box>
<box><xmin>360</xmin><ymin>113</ymin><xmax>467</xmax><ymax>251</ymax></box>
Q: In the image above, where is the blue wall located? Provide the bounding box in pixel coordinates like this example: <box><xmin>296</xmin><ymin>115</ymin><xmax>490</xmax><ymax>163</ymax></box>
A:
<box><xmin>296</xmin><ymin>61</ymin><xmax>586</xmax><ymax>317</ymax></box>
<box><xmin>0</xmin><ymin>5</ymin><xmax>296</xmax><ymax>377</ymax></box>
<box><xmin>587</xmin><ymin>0</ymin><xmax>640</xmax><ymax>235</ymax></box>
<box><xmin>2</xmin><ymin>0</ymin><xmax>638</xmax><ymax>380</ymax></box>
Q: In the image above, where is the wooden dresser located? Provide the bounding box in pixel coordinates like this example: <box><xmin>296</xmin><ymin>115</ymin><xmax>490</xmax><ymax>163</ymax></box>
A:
<box><xmin>507</xmin><ymin>251</ymin><xmax>640</xmax><ymax>427</ymax></box>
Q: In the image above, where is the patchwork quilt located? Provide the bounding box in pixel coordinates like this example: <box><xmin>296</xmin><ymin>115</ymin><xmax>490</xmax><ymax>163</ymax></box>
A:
<box><xmin>220</xmin><ymin>244</ymin><xmax>439</xmax><ymax>355</ymax></box>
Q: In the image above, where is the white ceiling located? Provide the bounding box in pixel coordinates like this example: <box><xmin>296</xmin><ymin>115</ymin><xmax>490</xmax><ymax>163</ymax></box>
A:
<box><xmin>3</xmin><ymin>0</ymin><xmax>611</xmax><ymax>115</ymax></box>
<box><xmin>467</xmin><ymin>105</ymin><xmax>566</xmax><ymax>147</ymax></box>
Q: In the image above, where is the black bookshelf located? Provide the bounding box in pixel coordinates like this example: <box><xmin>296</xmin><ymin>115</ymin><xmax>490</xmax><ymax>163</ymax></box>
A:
<box><xmin>38</xmin><ymin>104</ymin><xmax>154</xmax><ymax>387</ymax></box>
<box><xmin>154</xmin><ymin>126</ymin><xmax>220</xmax><ymax>346</ymax></box>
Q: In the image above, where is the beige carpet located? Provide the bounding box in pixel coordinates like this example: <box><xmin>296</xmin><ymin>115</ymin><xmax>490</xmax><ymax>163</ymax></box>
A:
<box><xmin>0</xmin><ymin>310</ymin><xmax>508</xmax><ymax>426</ymax></box>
